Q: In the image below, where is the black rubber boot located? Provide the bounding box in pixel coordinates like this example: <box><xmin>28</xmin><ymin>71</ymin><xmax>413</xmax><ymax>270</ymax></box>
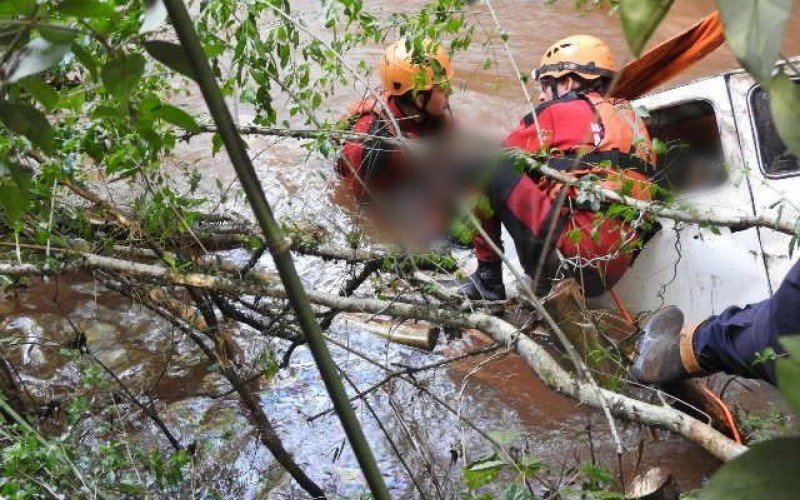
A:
<box><xmin>630</xmin><ymin>306</ymin><xmax>694</xmax><ymax>384</ymax></box>
<box><xmin>458</xmin><ymin>261</ymin><xmax>506</xmax><ymax>301</ymax></box>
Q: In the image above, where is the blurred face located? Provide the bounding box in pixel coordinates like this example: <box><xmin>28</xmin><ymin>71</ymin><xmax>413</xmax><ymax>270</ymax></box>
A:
<box><xmin>416</xmin><ymin>84</ymin><xmax>451</xmax><ymax>117</ymax></box>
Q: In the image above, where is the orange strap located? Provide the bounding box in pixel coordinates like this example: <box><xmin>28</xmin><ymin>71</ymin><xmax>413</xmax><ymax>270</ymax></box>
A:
<box><xmin>609</xmin><ymin>288</ymin><xmax>634</xmax><ymax>324</ymax></box>
<box><xmin>611</xmin><ymin>11</ymin><xmax>725</xmax><ymax>100</ymax></box>
<box><xmin>699</xmin><ymin>384</ymin><xmax>743</xmax><ymax>444</ymax></box>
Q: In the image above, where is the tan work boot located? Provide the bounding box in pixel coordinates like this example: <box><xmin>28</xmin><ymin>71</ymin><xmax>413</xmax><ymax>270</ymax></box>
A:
<box><xmin>630</xmin><ymin>306</ymin><xmax>704</xmax><ymax>384</ymax></box>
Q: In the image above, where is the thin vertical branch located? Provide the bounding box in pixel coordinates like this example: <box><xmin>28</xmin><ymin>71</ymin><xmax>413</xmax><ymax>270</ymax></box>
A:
<box><xmin>465</xmin><ymin>210</ymin><xmax>625</xmax><ymax>456</ymax></box>
<box><xmin>160</xmin><ymin>1</ymin><xmax>390</xmax><ymax>498</ymax></box>
<box><xmin>483</xmin><ymin>0</ymin><xmax>542</xmax><ymax>139</ymax></box>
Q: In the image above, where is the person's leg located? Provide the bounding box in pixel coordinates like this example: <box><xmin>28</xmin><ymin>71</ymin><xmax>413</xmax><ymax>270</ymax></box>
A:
<box><xmin>461</xmin><ymin>159</ymin><xmax>576</xmax><ymax>299</ymax></box>
<box><xmin>459</xmin><ymin>209</ymin><xmax>506</xmax><ymax>300</ymax></box>
<box><xmin>691</xmin><ymin>258</ymin><xmax>800</xmax><ymax>383</ymax></box>
<box><xmin>460</xmin><ymin>158</ymin><xmax>539</xmax><ymax>300</ymax></box>
<box><xmin>459</xmin><ymin>163</ymin><xmax>513</xmax><ymax>300</ymax></box>
<box><xmin>633</xmin><ymin>259</ymin><xmax>800</xmax><ymax>385</ymax></box>
<box><xmin>493</xmin><ymin>171</ymin><xmax>564</xmax><ymax>296</ymax></box>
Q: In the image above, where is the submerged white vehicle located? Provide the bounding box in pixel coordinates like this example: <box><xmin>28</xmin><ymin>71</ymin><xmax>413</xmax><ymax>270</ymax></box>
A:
<box><xmin>594</xmin><ymin>60</ymin><xmax>800</xmax><ymax>322</ymax></box>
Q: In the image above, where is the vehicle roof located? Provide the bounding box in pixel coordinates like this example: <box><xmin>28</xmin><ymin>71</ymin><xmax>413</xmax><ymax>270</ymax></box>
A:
<box><xmin>636</xmin><ymin>55</ymin><xmax>800</xmax><ymax>100</ymax></box>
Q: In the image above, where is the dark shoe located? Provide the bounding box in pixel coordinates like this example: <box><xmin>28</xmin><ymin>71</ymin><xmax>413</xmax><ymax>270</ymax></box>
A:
<box><xmin>631</xmin><ymin>306</ymin><xmax>694</xmax><ymax>384</ymax></box>
<box><xmin>458</xmin><ymin>261</ymin><xmax>505</xmax><ymax>301</ymax></box>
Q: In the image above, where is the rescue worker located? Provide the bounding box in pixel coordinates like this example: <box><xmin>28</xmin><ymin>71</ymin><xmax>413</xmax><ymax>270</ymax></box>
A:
<box><xmin>460</xmin><ymin>35</ymin><xmax>656</xmax><ymax>300</ymax></box>
<box><xmin>632</xmin><ymin>258</ymin><xmax>800</xmax><ymax>385</ymax></box>
<box><xmin>336</xmin><ymin>39</ymin><xmax>454</xmax><ymax>202</ymax></box>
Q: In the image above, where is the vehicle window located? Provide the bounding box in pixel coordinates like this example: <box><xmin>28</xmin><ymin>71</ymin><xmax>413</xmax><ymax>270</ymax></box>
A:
<box><xmin>645</xmin><ymin>100</ymin><xmax>727</xmax><ymax>193</ymax></box>
<box><xmin>750</xmin><ymin>84</ymin><xmax>800</xmax><ymax>177</ymax></box>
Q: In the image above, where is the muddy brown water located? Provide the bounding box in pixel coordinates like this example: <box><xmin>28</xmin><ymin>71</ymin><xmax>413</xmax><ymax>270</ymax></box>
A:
<box><xmin>3</xmin><ymin>1</ymin><xmax>800</xmax><ymax>498</ymax></box>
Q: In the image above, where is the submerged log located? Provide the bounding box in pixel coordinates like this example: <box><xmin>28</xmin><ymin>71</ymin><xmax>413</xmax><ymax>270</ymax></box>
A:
<box><xmin>339</xmin><ymin>313</ymin><xmax>440</xmax><ymax>351</ymax></box>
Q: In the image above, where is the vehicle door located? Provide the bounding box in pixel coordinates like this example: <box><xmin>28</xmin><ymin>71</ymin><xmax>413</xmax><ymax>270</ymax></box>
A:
<box><xmin>728</xmin><ymin>69</ymin><xmax>800</xmax><ymax>290</ymax></box>
<box><xmin>591</xmin><ymin>76</ymin><xmax>772</xmax><ymax>323</ymax></box>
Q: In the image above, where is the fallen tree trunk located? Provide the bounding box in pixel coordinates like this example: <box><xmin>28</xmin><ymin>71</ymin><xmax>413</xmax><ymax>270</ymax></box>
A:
<box><xmin>0</xmin><ymin>254</ymin><xmax>747</xmax><ymax>461</ymax></box>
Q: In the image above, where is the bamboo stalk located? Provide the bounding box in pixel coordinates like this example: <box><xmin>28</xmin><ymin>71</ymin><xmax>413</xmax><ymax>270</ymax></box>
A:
<box><xmin>160</xmin><ymin>2</ymin><xmax>389</xmax><ymax>498</ymax></box>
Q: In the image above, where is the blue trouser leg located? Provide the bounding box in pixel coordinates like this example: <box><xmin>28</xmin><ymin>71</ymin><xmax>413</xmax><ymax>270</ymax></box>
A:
<box><xmin>692</xmin><ymin>258</ymin><xmax>800</xmax><ymax>383</ymax></box>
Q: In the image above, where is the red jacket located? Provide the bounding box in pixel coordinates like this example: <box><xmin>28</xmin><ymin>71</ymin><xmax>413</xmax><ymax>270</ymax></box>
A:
<box><xmin>336</xmin><ymin>95</ymin><xmax>449</xmax><ymax>201</ymax></box>
<box><xmin>476</xmin><ymin>92</ymin><xmax>655</xmax><ymax>291</ymax></box>
<box><xmin>504</xmin><ymin>91</ymin><xmax>655</xmax><ymax>164</ymax></box>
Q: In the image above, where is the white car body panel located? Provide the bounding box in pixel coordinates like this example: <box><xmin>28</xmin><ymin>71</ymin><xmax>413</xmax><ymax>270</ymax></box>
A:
<box><xmin>589</xmin><ymin>74</ymin><xmax>776</xmax><ymax>322</ymax></box>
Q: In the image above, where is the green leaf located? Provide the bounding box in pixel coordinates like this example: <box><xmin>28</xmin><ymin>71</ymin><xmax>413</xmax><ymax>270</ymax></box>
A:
<box><xmin>19</xmin><ymin>76</ymin><xmax>59</xmax><ymax>110</ymax></box>
<box><xmin>152</xmin><ymin>103</ymin><xmax>199</xmax><ymax>132</ymax></box>
<box><xmin>475</xmin><ymin>194</ymin><xmax>494</xmax><ymax>218</ymax></box>
<box><xmin>102</xmin><ymin>53</ymin><xmax>145</xmax><ymax>100</ymax></box>
<box><xmin>38</xmin><ymin>24</ymin><xmax>80</xmax><ymax>43</ymax></box>
<box><xmin>567</xmin><ymin>228</ymin><xmax>583</xmax><ymax>244</ymax></box>
<box><xmin>519</xmin><ymin>454</ymin><xmax>543</xmax><ymax>477</ymax></box>
<box><xmin>0</xmin><ymin>99</ymin><xmax>55</xmax><ymax>153</ymax></box>
<box><xmin>0</xmin><ymin>183</ymin><xmax>29</xmax><ymax>223</ymax></box>
<box><xmin>698</xmin><ymin>436</ymin><xmax>800</xmax><ymax>499</ymax></box>
<box><xmin>767</xmin><ymin>72</ymin><xmax>800</xmax><ymax>158</ymax></box>
<box><xmin>486</xmin><ymin>429</ymin><xmax>521</xmax><ymax>446</ymax></box>
<box><xmin>91</xmin><ymin>104</ymin><xmax>120</xmax><ymax>119</ymax></box>
<box><xmin>0</xmin><ymin>161</ymin><xmax>31</xmax><ymax>223</ymax></box>
<box><xmin>503</xmin><ymin>483</ymin><xmax>535</xmax><ymax>500</ymax></box>
<box><xmin>143</xmin><ymin>40</ymin><xmax>196</xmax><ymax>80</ymax></box>
<box><xmin>71</xmin><ymin>42</ymin><xmax>98</xmax><ymax>77</ymax></box>
<box><xmin>718</xmin><ymin>0</ymin><xmax>792</xmax><ymax>83</ymax></box>
<box><xmin>0</xmin><ymin>0</ymin><xmax>35</xmax><ymax>17</ymax></box>
<box><xmin>469</xmin><ymin>458</ymin><xmax>507</xmax><ymax>471</ymax></box>
<box><xmin>776</xmin><ymin>336</ymin><xmax>800</xmax><ymax>416</ymax></box>
<box><xmin>464</xmin><ymin>453</ymin><xmax>506</xmax><ymax>490</ymax></box>
<box><xmin>752</xmin><ymin>346</ymin><xmax>778</xmax><ymax>366</ymax></box>
<box><xmin>619</xmin><ymin>0</ymin><xmax>674</xmax><ymax>56</ymax></box>
<box><xmin>140</xmin><ymin>0</ymin><xmax>167</xmax><ymax>34</ymax></box>
<box><xmin>4</xmin><ymin>37</ymin><xmax>71</xmax><ymax>83</ymax></box>
<box><xmin>203</xmin><ymin>37</ymin><xmax>227</xmax><ymax>58</ymax></box>
<box><xmin>581</xmin><ymin>463</ymin><xmax>614</xmax><ymax>485</ymax></box>
<box><xmin>211</xmin><ymin>132</ymin><xmax>223</xmax><ymax>155</ymax></box>
<box><xmin>57</xmin><ymin>0</ymin><xmax>115</xmax><ymax>19</ymax></box>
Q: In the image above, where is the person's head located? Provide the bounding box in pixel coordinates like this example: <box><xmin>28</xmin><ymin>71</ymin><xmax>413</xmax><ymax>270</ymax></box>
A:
<box><xmin>379</xmin><ymin>38</ymin><xmax>454</xmax><ymax>118</ymax></box>
<box><xmin>533</xmin><ymin>34</ymin><xmax>615</xmax><ymax>102</ymax></box>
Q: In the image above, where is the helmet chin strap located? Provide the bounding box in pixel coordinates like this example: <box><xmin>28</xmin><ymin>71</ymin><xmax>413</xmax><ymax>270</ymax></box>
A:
<box><xmin>549</xmin><ymin>80</ymin><xmax>560</xmax><ymax>99</ymax></box>
<box><xmin>396</xmin><ymin>90</ymin><xmax>433</xmax><ymax>121</ymax></box>
<box><xmin>414</xmin><ymin>90</ymin><xmax>433</xmax><ymax>116</ymax></box>
<box><xmin>408</xmin><ymin>90</ymin><xmax>431</xmax><ymax>120</ymax></box>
